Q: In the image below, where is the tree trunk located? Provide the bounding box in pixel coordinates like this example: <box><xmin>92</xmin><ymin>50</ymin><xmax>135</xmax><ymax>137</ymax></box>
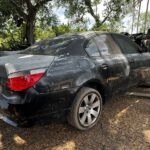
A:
<box><xmin>24</xmin><ymin>12</ymin><xmax>36</xmax><ymax>46</ymax></box>
<box><xmin>84</xmin><ymin>0</ymin><xmax>101</xmax><ymax>28</ymax></box>
<box><xmin>95</xmin><ymin>17</ymin><xmax>101</xmax><ymax>28</ymax></box>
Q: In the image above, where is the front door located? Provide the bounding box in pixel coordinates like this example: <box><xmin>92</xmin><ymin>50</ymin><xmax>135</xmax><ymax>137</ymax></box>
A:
<box><xmin>112</xmin><ymin>33</ymin><xmax>150</xmax><ymax>86</ymax></box>
<box><xmin>93</xmin><ymin>34</ymin><xmax>130</xmax><ymax>94</ymax></box>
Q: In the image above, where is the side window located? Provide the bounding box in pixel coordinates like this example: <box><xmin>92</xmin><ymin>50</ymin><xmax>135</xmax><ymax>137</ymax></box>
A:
<box><xmin>85</xmin><ymin>39</ymin><xmax>100</xmax><ymax>57</ymax></box>
<box><xmin>94</xmin><ymin>34</ymin><xmax>121</xmax><ymax>56</ymax></box>
<box><xmin>112</xmin><ymin>34</ymin><xmax>139</xmax><ymax>54</ymax></box>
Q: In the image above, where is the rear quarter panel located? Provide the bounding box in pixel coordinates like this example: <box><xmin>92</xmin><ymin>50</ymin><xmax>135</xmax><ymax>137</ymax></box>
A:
<box><xmin>34</xmin><ymin>56</ymin><xmax>106</xmax><ymax>94</ymax></box>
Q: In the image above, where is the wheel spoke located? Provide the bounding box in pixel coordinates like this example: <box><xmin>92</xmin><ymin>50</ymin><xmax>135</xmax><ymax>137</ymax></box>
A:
<box><xmin>83</xmin><ymin>96</ymin><xmax>89</xmax><ymax>105</ymax></box>
<box><xmin>92</xmin><ymin>101</ymin><xmax>100</xmax><ymax>109</ymax></box>
<box><xmin>80</xmin><ymin>112</ymin><xmax>87</xmax><ymax>125</ymax></box>
<box><xmin>90</xmin><ymin>94</ymin><xmax>96</xmax><ymax>103</ymax></box>
<box><xmin>90</xmin><ymin>109</ymin><xmax>99</xmax><ymax>118</ymax></box>
<box><xmin>79</xmin><ymin>107</ymin><xmax>85</xmax><ymax>114</ymax></box>
<box><xmin>87</xmin><ymin>114</ymin><xmax>92</xmax><ymax>125</ymax></box>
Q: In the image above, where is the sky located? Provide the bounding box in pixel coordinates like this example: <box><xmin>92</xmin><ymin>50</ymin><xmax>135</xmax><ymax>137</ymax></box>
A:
<box><xmin>122</xmin><ymin>0</ymin><xmax>150</xmax><ymax>33</ymax></box>
<box><xmin>141</xmin><ymin>0</ymin><xmax>150</xmax><ymax>12</ymax></box>
<box><xmin>55</xmin><ymin>0</ymin><xmax>150</xmax><ymax>32</ymax></box>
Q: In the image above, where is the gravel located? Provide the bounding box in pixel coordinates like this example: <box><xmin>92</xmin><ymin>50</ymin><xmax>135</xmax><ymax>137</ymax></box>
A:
<box><xmin>0</xmin><ymin>88</ymin><xmax>150</xmax><ymax>150</ymax></box>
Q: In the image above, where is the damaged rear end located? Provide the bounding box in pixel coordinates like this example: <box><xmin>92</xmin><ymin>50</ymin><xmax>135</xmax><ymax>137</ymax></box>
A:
<box><xmin>0</xmin><ymin>54</ymin><xmax>54</xmax><ymax>126</ymax></box>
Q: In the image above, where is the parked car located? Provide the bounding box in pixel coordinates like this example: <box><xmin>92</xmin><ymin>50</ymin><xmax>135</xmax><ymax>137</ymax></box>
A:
<box><xmin>0</xmin><ymin>32</ymin><xmax>150</xmax><ymax>130</ymax></box>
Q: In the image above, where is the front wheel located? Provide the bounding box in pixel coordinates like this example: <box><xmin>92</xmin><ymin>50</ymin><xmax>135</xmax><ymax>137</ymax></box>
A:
<box><xmin>68</xmin><ymin>87</ymin><xmax>103</xmax><ymax>130</ymax></box>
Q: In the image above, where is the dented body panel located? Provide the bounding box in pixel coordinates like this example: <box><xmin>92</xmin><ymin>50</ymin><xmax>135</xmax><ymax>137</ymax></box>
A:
<box><xmin>0</xmin><ymin>32</ymin><xmax>150</xmax><ymax>127</ymax></box>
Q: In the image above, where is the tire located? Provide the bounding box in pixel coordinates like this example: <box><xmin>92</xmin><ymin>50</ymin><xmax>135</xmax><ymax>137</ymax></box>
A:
<box><xmin>68</xmin><ymin>87</ymin><xmax>102</xmax><ymax>131</ymax></box>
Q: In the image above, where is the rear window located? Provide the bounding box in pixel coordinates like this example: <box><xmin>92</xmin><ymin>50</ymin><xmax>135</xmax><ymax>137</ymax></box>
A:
<box><xmin>94</xmin><ymin>34</ymin><xmax>121</xmax><ymax>56</ymax></box>
<box><xmin>20</xmin><ymin>36</ymin><xmax>79</xmax><ymax>56</ymax></box>
<box><xmin>112</xmin><ymin>34</ymin><xmax>139</xmax><ymax>54</ymax></box>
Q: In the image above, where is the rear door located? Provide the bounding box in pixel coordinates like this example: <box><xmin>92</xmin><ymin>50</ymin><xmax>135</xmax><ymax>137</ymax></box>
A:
<box><xmin>112</xmin><ymin>33</ymin><xmax>150</xmax><ymax>85</ymax></box>
<box><xmin>93</xmin><ymin>33</ymin><xmax>130</xmax><ymax>93</ymax></box>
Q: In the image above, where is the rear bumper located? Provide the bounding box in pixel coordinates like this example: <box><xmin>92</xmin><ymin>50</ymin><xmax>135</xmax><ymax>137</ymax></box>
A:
<box><xmin>0</xmin><ymin>97</ymin><xmax>28</xmax><ymax>127</ymax></box>
<box><xmin>0</xmin><ymin>88</ymin><xmax>39</xmax><ymax>127</ymax></box>
<box><xmin>0</xmin><ymin>87</ymin><xmax>79</xmax><ymax>127</ymax></box>
<box><xmin>0</xmin><ymin>113</ymin><xmax>18</xmax><ymax>127</ymax></box>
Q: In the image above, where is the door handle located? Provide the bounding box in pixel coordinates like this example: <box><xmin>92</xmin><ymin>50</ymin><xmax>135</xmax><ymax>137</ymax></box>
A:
<box><xmin>101</xmin><ymin>64</ymin><xmax>108</xmax><ymax>70</ymax></box>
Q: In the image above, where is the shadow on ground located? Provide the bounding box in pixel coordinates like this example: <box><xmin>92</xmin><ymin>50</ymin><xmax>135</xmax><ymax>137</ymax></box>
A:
<box><xmin>0</xmin><ymin>96</ymin><xmax>150</xmax><ymax>150</ymax></box>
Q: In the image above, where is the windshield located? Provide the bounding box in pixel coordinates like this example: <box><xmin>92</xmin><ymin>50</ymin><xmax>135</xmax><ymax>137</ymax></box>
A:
<box><xmin>20</xmin><ymin>35</ymin><xmax>78</xmax><ymax>56</ymax></box>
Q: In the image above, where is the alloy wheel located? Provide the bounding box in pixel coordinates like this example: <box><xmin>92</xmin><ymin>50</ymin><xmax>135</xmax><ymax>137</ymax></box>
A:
<box><xmin>78</xmin><ymin>92</ymin><xmax>101</xmax><ymax>127</ymax></box>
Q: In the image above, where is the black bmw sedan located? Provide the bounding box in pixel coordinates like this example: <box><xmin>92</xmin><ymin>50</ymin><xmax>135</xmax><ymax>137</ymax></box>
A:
<box><xmin>0</xmin><ymin>32</ymin><xmax>150</xmax><ymax>130</ymax></box>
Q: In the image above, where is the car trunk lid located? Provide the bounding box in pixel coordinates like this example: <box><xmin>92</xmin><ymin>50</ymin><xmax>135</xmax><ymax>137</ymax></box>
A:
<box><xmin>0</xmin><ymin>54</ymin><xmax>55</xmax><ymax>91</ymax></box>
<box><xmin>0</xmin><ymin>54</ymin><xmax>54</xmax><ymax>77</ymax></box>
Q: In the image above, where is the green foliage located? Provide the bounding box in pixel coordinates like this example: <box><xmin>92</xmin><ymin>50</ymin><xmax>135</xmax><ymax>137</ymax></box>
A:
<box><xmin>57</xmin><ymin>24</ymin><xmax>72</xmax><ymax>33</ymax></box>
<box><xmin>0</xmin><ymin>0</ymin><xmax>134</xmax><ymax>50</ymax></box>
<box><xmin>59</xmin><ymin>0</ymin><xmax>131</xmax><ymax>28</ymax></box>
<box><xmin>35</xmin><ymin>27</ymin><xmax>55</xmax><ymax>41</ymax></box>
<box><xmin>92</xmin><ymin>22</ymin><xmax>119</xmax><ymax>32</ymax></box>
<box><xmin>0</xmin><ymin>17</ymin><xmax>25</xmax><ymax>48</ymax></box>
<box><xmin>134</xmin><ymin>12</ymin><xmax>150</xmax><ymax>33</ymax></box>
<box><xmin>92</xmin><ymin>23</ymin><xmax>110</xmax><ymax>31</ymax></box>
<box><xmin>0</xmin><ymin>0</ymin><xmax>57</xmax><ymax>48</ymax></box>
<box><xmin>60</xmin><ymin>0</ymin><xmax>101</xmax><ymax>27</ymax></box>
<box><xmin>0</xmin><ymin>0</ymin><xmax>56</xmax><ymax>46</ymax></box>
<box><xmin>103</xmin><ymin>0</ymin><xmax>131</xmax><ymax>21</ymax></box>
<box><xmin>36</xmin><ymin>3</ymin><xmax>56</xmax><ymax>29</ymax></box>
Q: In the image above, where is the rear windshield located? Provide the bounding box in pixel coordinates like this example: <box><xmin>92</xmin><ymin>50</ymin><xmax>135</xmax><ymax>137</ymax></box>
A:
<box><xmin>20</xmin><ymin>36</ymin><xmax>78</xmax><ymax>56</ymax></box>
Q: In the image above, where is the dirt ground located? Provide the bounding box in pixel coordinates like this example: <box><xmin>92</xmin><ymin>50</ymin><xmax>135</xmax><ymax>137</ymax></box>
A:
<box><xmin>0</xmin><ymin>88</ymin><xmax>150</xmax><ymax>150</ymax></box>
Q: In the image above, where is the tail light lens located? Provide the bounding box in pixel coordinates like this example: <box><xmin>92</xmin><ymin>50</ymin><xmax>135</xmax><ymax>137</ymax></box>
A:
<box><xmin>7</xmin><ymin>69</ymin><xmax>46</xmax><ymax>91</ymax></box>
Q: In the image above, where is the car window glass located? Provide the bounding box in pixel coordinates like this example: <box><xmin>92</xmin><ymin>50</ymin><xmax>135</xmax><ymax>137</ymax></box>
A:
<box><xmin>85</xmin><ymin>39</ymin><xmax>100</xmax><ymax>57</ymax></box>
<box><xmin>112</xmin><ymin>34</ymin><xmax>139</xmax><ymax>54</ymax></box>
<box><xmin>94</xmin><ymin>34</ymin><xmax>121</xmax><ymax>56</ymax></box>
<box><xmin>20</xmin><ymin>35</ymin><xmax>82</xmax><ymax>56</ymax></box>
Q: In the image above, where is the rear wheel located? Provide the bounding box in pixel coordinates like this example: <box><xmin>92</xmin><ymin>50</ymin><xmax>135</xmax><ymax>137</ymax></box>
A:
<box><xmin>68</xmin><ymin>87</ymin><xmax>102</xmax><ymax>130</ymax></box>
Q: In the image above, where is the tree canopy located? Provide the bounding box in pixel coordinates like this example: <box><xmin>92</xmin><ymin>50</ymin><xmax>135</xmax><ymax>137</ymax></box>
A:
<box><xmin>0</xmin><ymin>0</ymin><xmax>142</xmax><ymax>50</ymax></box>
<box><xmin>59</xmin><ymin>0</ymin><xmax>131</xmax><ymax>29</ymax></box>
<box><xmin>0</xmin><ymin>0</ymin><xmax>54</xmax><ymax>46</ymax></box>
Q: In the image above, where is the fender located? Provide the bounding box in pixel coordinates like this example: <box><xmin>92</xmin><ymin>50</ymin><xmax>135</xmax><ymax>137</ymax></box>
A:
<box><xmin>34</xmin><ymin>56</ymin><xmax>108</xmax><ymax>95</ymax></box>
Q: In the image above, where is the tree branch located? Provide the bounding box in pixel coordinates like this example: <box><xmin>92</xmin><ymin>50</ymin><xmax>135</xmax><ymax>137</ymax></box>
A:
<box><xmin>9</xmin><ymin>0</ymin><xmax>27</xmax><ymax>19</ymax></box>
<box><xmin>84</xmin><ymin>0</ymin><xmax>95</xmax><ymax>18</ymax></box>
<box><xmin>100</xmin><ymin>9</ymin><xmax>113</xmax><ymax>25</ymax></box>
<box><xmin>35</xmin><ymin>0</ymin><xmax>52</xmax><ymax>10</ymax></box>
<box><xmin>24</xmin><ymin>0</ymin><xmax>33</xmax><ymax>9</ymax></box>
<box><xmin>84</xmin><ymin>0</ymin><xmax>100</xmax><ymax>27</ymax></box>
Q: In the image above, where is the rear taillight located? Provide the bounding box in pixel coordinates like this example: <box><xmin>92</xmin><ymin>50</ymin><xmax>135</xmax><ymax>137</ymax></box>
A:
<box><xmin>7</xmin><ymin>69</ymin><xmax>46</xmax><ymax>91</ymax></box>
